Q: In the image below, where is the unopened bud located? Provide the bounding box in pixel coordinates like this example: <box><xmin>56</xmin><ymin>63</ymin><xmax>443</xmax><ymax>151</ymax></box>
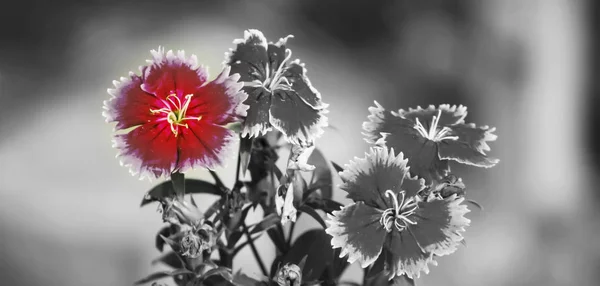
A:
<box><xmin>275</xmin><ymin>263</ymin><xmax>302</xmax><ymax>286</ymax></box>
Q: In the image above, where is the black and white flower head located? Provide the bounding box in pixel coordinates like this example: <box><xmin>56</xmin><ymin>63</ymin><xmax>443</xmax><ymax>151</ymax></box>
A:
<box><xmin>325</xmin><ymin>147</ymin><xmax>470</xmax><ymax>279</ymax></box>
<box><xmin>225</xmin><ymin>29</ymin><xmax>329</xmax><ymax>145</ymax></box>
<box><xmin>363</xmin><ymin>102</ymin><xmax>499</xmax><ymax>183</ymax></box>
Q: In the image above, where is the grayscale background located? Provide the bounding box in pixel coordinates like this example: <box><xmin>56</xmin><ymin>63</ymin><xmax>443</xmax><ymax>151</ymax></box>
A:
<box><xmin>0</xmin><ymin>0</ymin><xmax>597</xmax><ymax>285</ymax></box>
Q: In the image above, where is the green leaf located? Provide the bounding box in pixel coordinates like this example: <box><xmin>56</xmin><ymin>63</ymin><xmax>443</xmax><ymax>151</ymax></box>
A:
<box><xmin>297</xmin><ymin>205</ymin><xmax>327</xmax><ymax>229</ymax></box>
<box><xmin>281</xmin><ymin>229</ymin><xmax>335</xmax><ymax>282</ymax></box>
<box><xmin>307</xmin><ymin>148</ymin><xmax>333</xmax><ymax>200</ymax></box>
<box><xmin>133</xmin><ymin>269</ymin><xmax>193</xmax><ymax>285</ymax></box>
<box><xmin>141</xmin><ymin>179</ymin><xmax>223</xmax><ymax>207</ymax></box>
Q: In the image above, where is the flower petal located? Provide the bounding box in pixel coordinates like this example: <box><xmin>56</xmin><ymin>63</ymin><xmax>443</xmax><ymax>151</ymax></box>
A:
<box><xmin>326</xmin><ymin>202</ymin><xmax>387</xmax><ymax>268</ymax></box>
<box><xmin>189</xmin><ymin>66</ymin><xmax>248</xmax><ymax>125</ymax></box>
<box><xmin>225</xmin><ymin>29</ymin><xmax>269</xmax><ymax>83</ymax></box>
<box><xmin>381</xmin><ymin>224</ymin><xmax>435</xmax><ymax>279</ymax></box>
<box><xmin>281</xmin><ymin>60</ymin><xmax>328</xmax><ymax>109</ymax></box>
<box><xmin>269</xmin><ymin>89</ymin><xmax>328</xmax><ymax>144</ymax></box>
<box><xmin>395</xmin><ymin>104</ymin><xmax>467</xmax><ymax>127</ymax></box>
<box><xmin>176</xmin><ymin>122</ymin><xmax>237</xmax><ymax>171</ymax></box>
<box><xmin>438</xmin><ymin>139</ymin><xmax>499</xmax><ymax>168</ymax></box>
<box><xmin>339</xmin><ymin>147</ymin><xmax>422</xmax><ymax>210</ymax></box>
<box><xmin>141</xmin><ymin>47</ymin><xmax>208</xmax><ymax>97</ymax></box>
<box><xmin>241</xmin><ymin>87</ymin><xmax>273</xmax><ymax>138</ymax></box>
<box><xmin>363</xmin><ymin>102</ymin><xmax>450</xmax><ymax>183</ymax></box>
<box><xmin>268</xmin><ymin>35</ymin><xmax>294</xmax><ymax>75</ymax></box>
<box><xmin>113</xmin><ymin>122</ymin><xmax>178</xmax><ymax>179</ymax></box>
<box><xmin>438</xmin><ymin>123</ymin><xmax>499</xmax><ymax>167</ymax></box>
<box><xmin>407</xmin><ymin>195</ymin><xmax>470</xmax><ymax>257</ymax></box>
<box><xmin>103</xmin><ymin>72</ymin><xmax>161</xmax><ymax>130</ymax></box>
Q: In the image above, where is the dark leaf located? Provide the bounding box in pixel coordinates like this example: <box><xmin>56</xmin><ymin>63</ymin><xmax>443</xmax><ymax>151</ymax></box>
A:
<box><xmin>202</xmin><ymin>274</ymin><xmax>236</xmax><ymax>286</ymax></box>
<box><xmin>171</xmin><ymin>172</ymin><xmax>185</xmax><ymax>200</ymax></box>
<box><xmin>267</xmin><ymin>226</ymin><xmax>288</xmax><ymax>254</ymax></box>
<box><xmin>232</xmin><ymin>233</ymin><xmax>264</xmax><ymax>256</ymax></box>
<box><xmin>291</xmin><ymin>171</ymin><xmax>307</xmax><ymax>203</ymax></box>
<box><xmin>209</xmin><ymin>170</ymin><xmax>226</xmax><ymax>189</ymax></box>
<box><xmin>305</xmin><ymin>199</ymin><xmax>343</xmax><ymax>214</ymax></box>
<box><xmin>227</xmin><ymin>205</ymin><xmax>254</xmax><ymax>248</ymax></box>
<box><xmin>156</xmin><ymin>225</ymin><xmax>179</xmax><ymax>252</ymax></box>
<box><xmin>133</xmin><ymin>269</ymin><xmax>193</xmax><ymax>285</ymax></box>
<box><xmin>141</xmin><ymin>179</ymin><xmax>222</xmax><ymax>207</ymax></box>
<box><xmin>249</xmin><ymin>137</ymin><xmax>279</xmax><ymax>183</ymax></box>
<box><xmin>240</xmin><ymin>136</ymin><xmax>254</xmax><ymax>178</ymax></box>
<box><xmin>202</xmin><ymin>267</ymin><xmax>233</xmax><ymax>281</ymax></box>
<box><xmin>282</xmin><ymin>229</ymin><xmax>335</xmax><ymax>282</ymax></box>
<box><xmin>160</xmin><ymin>234</ymin><xmax>181</xmax><ymax>253</ymax></box>
<box><xmin>307</xmin><ymin>148</ymin><xmax>333</xmax><ymax>200</ymax></box>
<box><xmin>297</xmin><ymin>205</ymin><xmax>327</xmax><ymax>229</ymax></box>
<box><xmin>331</xmin><ymin>161</ymin><xmax>344</xmax><ymax>174</ymax></box>
<box><xmin>233</xmin><ymin>271</ymin><xmax>266</xmax><ymax>286</ymax></box>
<box><xmin>151</xmin><ymin>251</ymin><xmax>184</xmax><ymax>269</ymax></box>
<box><xmin>249</xmin><ymin>213</ymin><xmax>280</xmax><ymax>235</ymax></box>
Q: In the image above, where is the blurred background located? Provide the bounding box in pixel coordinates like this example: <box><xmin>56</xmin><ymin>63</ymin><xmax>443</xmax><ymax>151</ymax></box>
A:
<box><xmin>0</xmin><ymin>0</ymin><xmax>598</xmax><ymax>285</ymax></box>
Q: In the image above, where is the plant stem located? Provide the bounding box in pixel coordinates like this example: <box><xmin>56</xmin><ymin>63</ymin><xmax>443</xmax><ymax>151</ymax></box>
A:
<box><xmin>242</xmin><ymin>221</ymin><xmax>268</xmax><ymax>276</ymax></box>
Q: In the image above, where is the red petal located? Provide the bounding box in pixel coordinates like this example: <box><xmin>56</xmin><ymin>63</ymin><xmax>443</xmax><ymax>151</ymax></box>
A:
<box><xmin>103</xmin><ymin>72</ymin><xmax>161</xmax><ymax>130</ymax></box>
<box><xmin>141</xmin><ymin>48</ymin><xmax>208</xmax><ymax>98</ymax></box>
<box><xmin>176</xmin><ymin>121</ymin><xmax>237</xmax><ymax>171</ymax></box>
<box><xmin>187</xmin><ymin>66</ymin><xmax>248</xmax><ymax>125</ymax></box>
<box><xmin>114</xmin><ymin>122</ymin><xmax>178</xmax><ymax>178</ymax></box>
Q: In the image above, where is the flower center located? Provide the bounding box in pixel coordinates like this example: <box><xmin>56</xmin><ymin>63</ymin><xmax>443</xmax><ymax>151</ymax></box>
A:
<box><xmin>150</xmin><ymin>93</ymin><xmax>201</xmax><ymax>137</ymax></box>
<box><xmin>379</xmin><ymin>190</ymin><xmax>419</xmax><ymax>233</ymax></box>
<box><xmin>245</xmin><ymin>49</ymin><xmax>293</xmax><ymax>92</ymax></box>
<box><xmin>413</xmin><ymin>109</ymin><xmax>459</xmax><ymax>142</ymax></box>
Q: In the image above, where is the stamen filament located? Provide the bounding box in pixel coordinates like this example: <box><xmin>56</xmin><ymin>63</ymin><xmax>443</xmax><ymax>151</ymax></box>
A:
<box><xmin>379</xmin><ymin>190</ymin><xmax>420</xmax><ymax>233</ymax></box>
<box><xmin>148</xmin><ymin>93</ymin><xmax>202</xmax><ymax>137</ymax></box>
<box><xmin>413</xmin><ymin>109</ymin><xmax>459</xmax><ymax>142</ymax></box>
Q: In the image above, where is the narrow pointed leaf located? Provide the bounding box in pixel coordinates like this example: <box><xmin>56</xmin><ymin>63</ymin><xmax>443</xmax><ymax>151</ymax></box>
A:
<box><xmin>141</xmin><ymin>179</ymin><xmax>223</xmax><ymax>206</ymax></box>
<box><xmin>151</xmin><ymin>251</ymin><xmax>184</xmax><ymax>269</ymax></box>
<box><xmin>249</xmin><ymin>213</ymin><xmax>280</xmax><ymax>235</ymax></box>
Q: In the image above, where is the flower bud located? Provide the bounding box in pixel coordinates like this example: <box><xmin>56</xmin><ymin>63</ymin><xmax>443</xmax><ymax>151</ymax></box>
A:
<box><xmin>180</xmin><ymin>230</ymin><xmax>203</xmax><ymax>259</ymax></box>
<box><xmin>275</xmin><ymin>263</ymin><xmax>302</xmax><ymax>286</ymax></box>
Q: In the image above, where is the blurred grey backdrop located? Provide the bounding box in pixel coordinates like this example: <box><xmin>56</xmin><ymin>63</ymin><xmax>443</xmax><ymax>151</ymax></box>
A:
<box><xmin>1</xmin><ymin>0</ymin><xmax>598</xmax><ymax>285</ymax></box>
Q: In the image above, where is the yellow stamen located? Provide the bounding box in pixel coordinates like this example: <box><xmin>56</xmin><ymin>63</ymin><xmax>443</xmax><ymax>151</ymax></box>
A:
<box><xmin>149</xmin><ymin>93</ymin><xmax>202</xmax><ymax>137</ymax></box>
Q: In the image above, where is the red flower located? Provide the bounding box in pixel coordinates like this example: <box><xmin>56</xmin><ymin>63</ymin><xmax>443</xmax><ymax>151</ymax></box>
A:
<box><xmin>103</xmin><ymin>47</ymin><xmax>248</xmax><ymax>179</ymax></box>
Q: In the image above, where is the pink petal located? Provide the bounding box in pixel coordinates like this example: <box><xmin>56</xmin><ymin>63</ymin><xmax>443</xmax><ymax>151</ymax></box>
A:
<box><xmin>188</xmin><ymin>66</ymin><xmax>248</xmax><ymax>125</ymax></box>
<box><xmin>175</xmin><ymin>121</ymin><xmax>237</xmax><ymax>172</ymax></box>
<box><xmin>113</xmin><ymin>122</ymin><xmax>178</xmax><ymax>179</ymax></box>
<box><xmin>141</xmin><ymin>47</ymin><xmax>208</xmax><ymax>98</ymax></box>
<box><xmin>103</xmin><ymin>72</ymin><xmax>161</xmax><ymax>130</ymax></box>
